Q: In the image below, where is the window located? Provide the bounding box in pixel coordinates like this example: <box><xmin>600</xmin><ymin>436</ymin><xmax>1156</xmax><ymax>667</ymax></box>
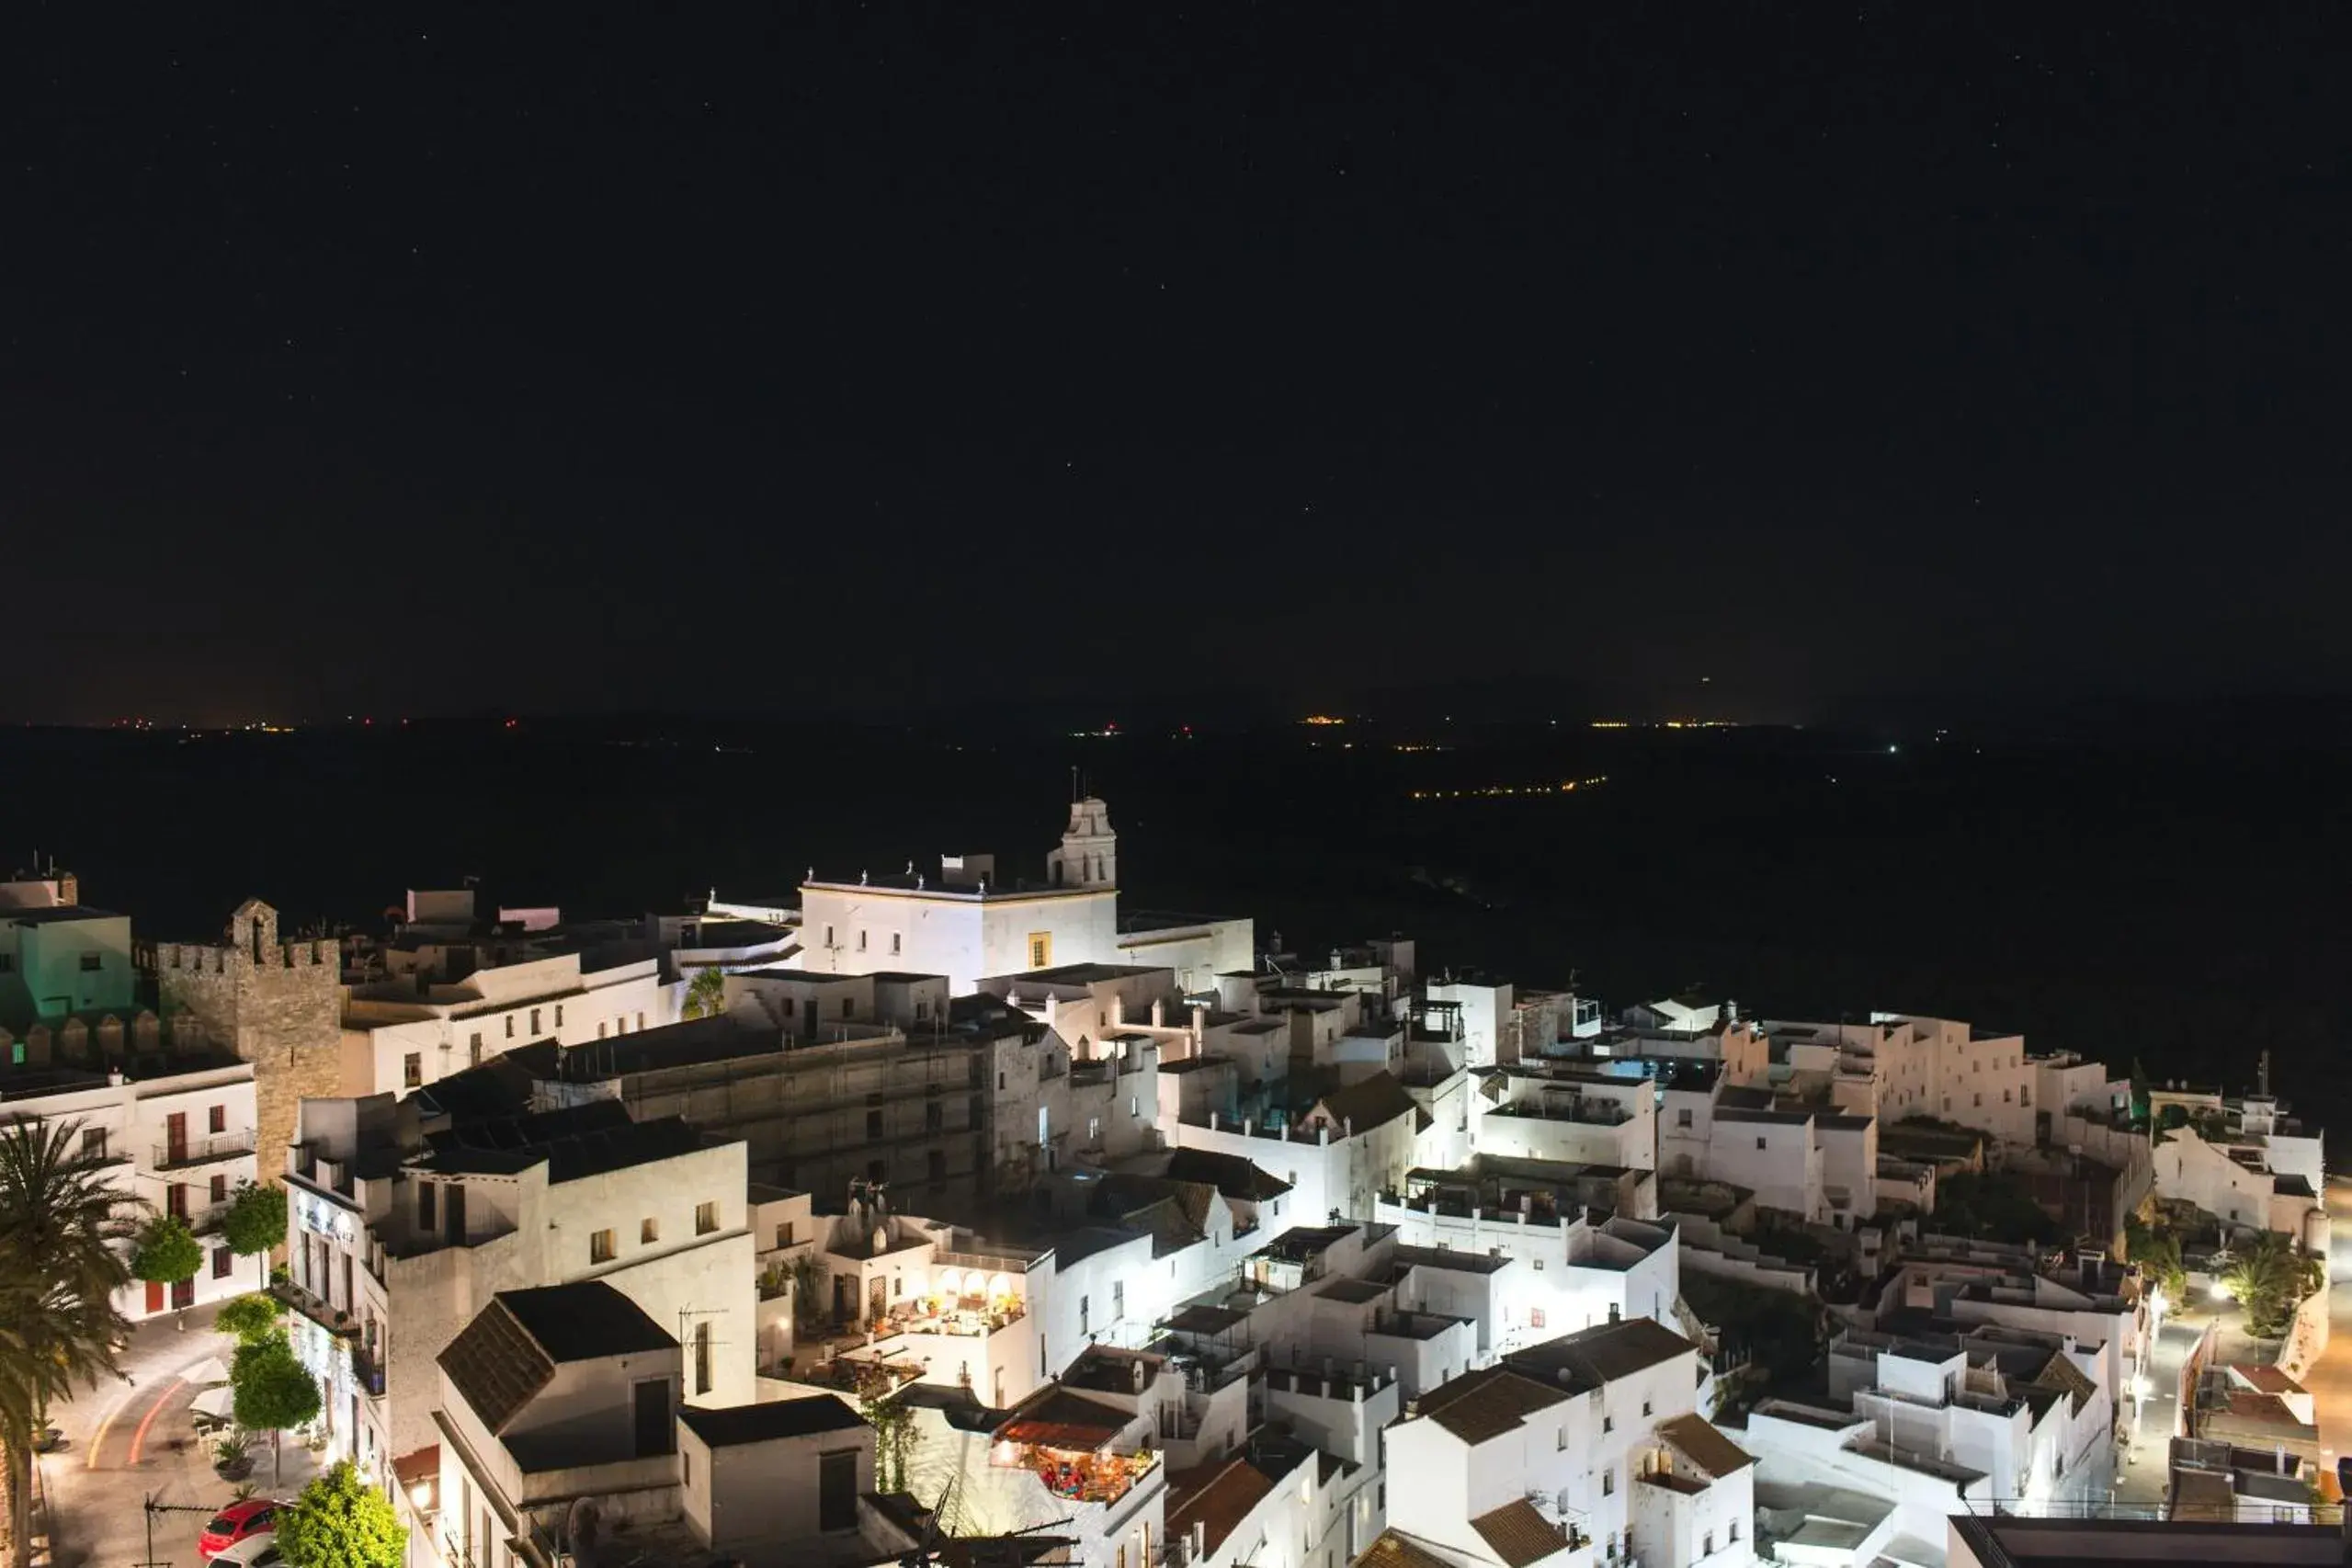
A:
<box><xmin>780</xmin><ymin>996</ymin><xmax>796</xmax><ymax>1017</ymax></box>
<box><xmin>926</xmin><ymin>1100</ymin><xmax>944</xmax><ymax>1132</ymax></box>
<box><xmin>1533</xmin><ymin>1259</ymin><xmax>1544</xmax><ymax>1271</ymax></box>
<box><xmin>777</xmin><ymin>1221</ymin><xmax>795</xmax><ymax>1248</ymax></box>
<box><xmin>891</xmin><ymin>934</ymin><xmax>902</xmax><ymax>956</ymax></box>
<box><xmin>839</xmin><ymin>998</ymin><xmax>851</xmax><ymax>1018</ymax></box>
<box><xmin>80</xmin><ymin>952</ymin><xmax>102</xmax><ymax>972</ymax></box>
<box><xmin>1676</xmin><ymin>1108</ymin><xmax>1693</xmax><ymax>1128</ymax></box>
<box><xmin>1113</xmin><ymin>1280</ymin><xmax>1124</xmax><ymax>1320</ymax></box>
<box><xmin>418</xmin><ymin>1184</ymin><xmax>437</xmax><ymax>1231</ymax></box>
<box><xmin>210</xmin><ymin>1175</ymin><xmax>228</xmax><ymax>1203</ymax></box>
<box><xmin>403</xmin><ymin>1053</ymin><xmax>422</xmax><ymax>1089</ymax></box>
<box><xmin>597</xmin><ymin>1022</ymin><xmax>608</xmax><ymax>1040</ymax></box>
<box><xmin>1532</xmin><ymin>1307</ymin><xmax>1547</xmax><ymax>1330</ymax></box>
<box><xmin>1603</xmin><ymin>1415</ymin><xmax>1613</xmax><ymax>1433</ymax></box>
<box><xmin>1602</xmin><ymin>1469</ymin><xmax>1613</xmax><ymax>1497</ymax></box>
<box><xmin>530</xmin><ymin>1008</ymin><xmax>542</xmax><ymax>1035</ymax></box>
<box><xmin>642</xmin><ymin>1218</ymin><xmax>660</xmax><ymax>1244</ymax></box>
<box><xmin>554</xmin><ymin>1004</ymin><xmax>563</xmax><ymax>1028</ymax></box>
<box><xmin>208</xmin><ymin>1105</ymin><xmax>227</xmax><ymax>1135</ymax></box>
<box><xmin>506</xmin><ymin>1016</ymin><xmax>516</xmax><ymax>1039</ymax></box>
<box><xmin>1730</xmin><ymin>1521</ymin><xmax>1740</xmax><ymax>1543</ymax></box>
<box><xmin>1973</xmin><ymin>1092</ymin><xmax>1983</xmax><ymax>1108</ymax></box>
<box><xmin>927</xmin><ymin>1148</ymin><xmax>947</xmax><ymax>1184</ymax></box>
<box><xmin>694</xmin><ymin>1320</ymin><xmax>712</xmax><ymax>1395</ymax></box>
<box><xmin>2003</xmin><ymin>1089</ymin><xmax>2012</xmax><ymax>1103</ymax></box>
<box><xmin>998</xmin><ymin>1071</ymin><xmax>1006</xmax><ymax>1091</ymax></box>
<box><xmin>867</xmin><ymin>1109</ymin><xmax>884</xmax><ymax>1139</ymax></box>
<box><xmin>637</xmin><ymin>1012</ymin><xmax>646</xmax><ymax>1030</ymax></box>
<box><xmin>80</xmin><ymin>1129</ymin><xmax>106</xmax><ymax>1162</ymax></box>
<box><xmin>0</xmin><ymin>955</ymin><xmax>11</xmax><ymax>972</ymax></box>
<box><xmin>470</xmin><ymin>1031</ymin><xmax>483</xmax><ymax>1065</ymax></box>
<box><xmin>212</xmin><ymin>1245</ymin><xmax>233</xmax><ymax>1279</ymax></box>
<box><xmin>857</xmin><ymin>930</ymin><xmax>868</xmax><ymax>953</ymax></box>
<box><xmin>1704</xmin><ymin>1535</ymin><xmax>1714</xmax><ymax>1557</ymax></box>
<box><xmin>1755</xmin><ymin>1136</ymin><xmax>1766</xmax><ymax>1151</ymax></box>
<box><xmin>590</xmin><ymin>1228</ymin><xmax>616</xmax><ymax>1264</ymax></box>
<box><xmin>696</xmin><ymin>1201</ymin><xmax>719</xmax><ymax>1235</ymax></box>
<box><xmin>1080</xmin><ymin>1295</ymin><xmax>1090</xmax><ymax>1334</ymax></box>
<box><xmin>2020</xmin><ymin>1086</ymin><xmax>2031</xmax><ymax>1108</ymax></box>
<box><xmin>1642</xmin><ymin>1398</ymin><xmax>1652</xmax><ymax>1416</ymax></box>
<box><xmin>1027</xmin><ymin>933</ymin><xmax>1051</xmax><ymax>970</ymax></box>
<box><xmin>824</xmin><ymin>926</ymin><xmax>835</xmax><ymax>948</ymax></box>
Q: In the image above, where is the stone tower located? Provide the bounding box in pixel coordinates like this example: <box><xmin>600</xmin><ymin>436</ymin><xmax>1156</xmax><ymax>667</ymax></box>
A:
<box><xmin>1046</xmin><ymin>797</ymin><xmax>1118</xmax><ymax>890</ymax></box>
<box><xmin>152</xmin><ymin>900</ymin><xmax>341</xmax><ymax>1189</ymax></box>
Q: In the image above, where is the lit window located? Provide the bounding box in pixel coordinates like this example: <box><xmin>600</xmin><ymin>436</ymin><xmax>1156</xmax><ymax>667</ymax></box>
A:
<box><xmin>403</xmin><ymin>1053</ymin><xmax>422</xmax><ymax>1089</ymax></box>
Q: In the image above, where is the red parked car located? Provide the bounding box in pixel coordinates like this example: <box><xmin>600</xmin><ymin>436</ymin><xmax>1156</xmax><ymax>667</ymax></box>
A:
<box><xmin>198</xmin><ymin>1499</ymin><xmax>282</xmax><ymax>1561</ymax></box>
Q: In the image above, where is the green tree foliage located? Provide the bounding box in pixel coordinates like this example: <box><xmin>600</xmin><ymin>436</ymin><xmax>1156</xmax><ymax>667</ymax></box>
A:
<box><xmin>0</xmin><ymin>1119</ymin><xmax>137</xmax><ymax>1568</ymax></box>
<box><xmin>2123</xmin><ymin>1221</ymin><xmax>2187</xmax><ymax>1305</ymax></box>
<box><xmin>857</xmin><ymin>1370</ymin><xmax>913</xmax><ymax>1494</ymax></box>
<box><xmin>682</xmin><ymin>967</ymin><xmax>727</xmax><ymax>1021</ymax></box>
<box><xmin>277</xmin><ymin>1460</ymin><xmax>406</xmax><ymax>1568</ymax></box>
<box><xmin>232</xmin><ymin>1332</ymin><xmax>322</xmax><ymax>1483</ymax></box>
<box><xmin>215</xmin><ymin>1292</ymin><xmax>284</xmax><ymax>1346</ymax></box>
<box><xmin>2221</xmin><ymin>1233</ymin><xmax>2323</xmax><ymax>1339</ymax></box>
<box><xmin>789</xmin><ymin>1254</ymin><xmax>829</xmax><ymax>1330</ymax></box>
<box><xmin>1681</xmin><ymin>1275</ymin><xmax>1824</xmax><ymax>1389</ymax></box>
<box><xmin>1931</xmin><ymin>1173</ymin><xmax>2064</xmax><ymax>1245</ymax></box>
<box><xmin>131</xmin><ymin>1215</ymin><xmax>204</xmax><ymax>1286</ymax></box>
<box><xmin>221</xmin><ymin>1182</ymin><xmax>290</xmax><ymax>1289</ymax></box>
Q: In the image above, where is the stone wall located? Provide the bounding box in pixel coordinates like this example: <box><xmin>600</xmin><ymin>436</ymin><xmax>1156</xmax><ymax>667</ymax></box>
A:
<box><xmin>152</xmin><ymin>901</ymin><xmax>341</xmax><ymax>1202</ymax></box>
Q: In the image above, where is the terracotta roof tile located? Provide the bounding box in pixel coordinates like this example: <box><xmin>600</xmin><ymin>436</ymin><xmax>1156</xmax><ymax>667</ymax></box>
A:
<box><xmin>1413</xmin><ymin>1366</ymin><xmax>1573</xmax><ymax>1444</ymax></box>
<box><xmin>1654</xmin><ymin>1414</ymin><xmax>1754</xmax><ymax>1478</ymax></box>
<box><xmin>1351</xmin><ymin>1530</ymin><xmax>1457</xmax><ymax>1568</ymax></box>
<box><xmin>1471</xmin><ymin>1498</ymin><xmax>1573</xmax><ymax>1567</ymax></box>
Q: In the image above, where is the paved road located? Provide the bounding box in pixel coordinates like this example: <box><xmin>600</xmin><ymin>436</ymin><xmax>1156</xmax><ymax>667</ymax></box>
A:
<box><xmin>35</xmin><ymin>1304</ymin><xmax>321</xmax><ymax>1568</ymax></box>
<box><xmin>2302</xmin><ymin>1178</ymin><xmax>2352</xmax><ymax>1498</ymax></box>
<box><xmin>2114</xmin><ymin>1314</ymin><xmax>2211</xmax><ymax>1508</ymax></box>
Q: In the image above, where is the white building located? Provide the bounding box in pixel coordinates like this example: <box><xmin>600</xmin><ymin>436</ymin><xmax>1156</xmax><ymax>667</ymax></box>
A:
<box><xmin>284</xmin><ymin>1095</ymin><xmax>757</xmax><ymax>1506</ymax></box>
<box><xmin>1174</xmin><ymin>1071</ymin><xmax>1427</xmax><ymax>1227</ymax></box>
<box><xmin>343</xmin><ymin>949</ymin><xmax>669</xmax><ymax>1099</ymax></box>
<box><xmin>1381</xmin><ymin>1316</ymin><xmax>1755</xmax><ymax>1568</ymax></box>
<box><xmin>1473</xmin><ymin>1063</ymin><xmax>1657</xmax><ymax>1171</ymax></box>
<box><xmin>0</xmin><ymin>1050</ymin><xmax>261</xmax><ymax>1319</ymax></box>
<box><xmin>433</xmin><ymin>1281</ymin><xmax>897</xmax><ymax>1568</ymax></box>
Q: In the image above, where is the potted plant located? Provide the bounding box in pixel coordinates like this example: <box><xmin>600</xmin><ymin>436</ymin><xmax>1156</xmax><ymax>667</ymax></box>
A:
<box><xmin>213</xmin><ymin>1429</ymin><xmax>256</xmax><ymax>1482</ymax></box>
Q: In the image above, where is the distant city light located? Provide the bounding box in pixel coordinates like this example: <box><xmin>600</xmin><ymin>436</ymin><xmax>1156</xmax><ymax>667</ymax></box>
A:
<box><xmin>1300</xmin><ymin>714</ymin><xmax>1347</xmax><ymax>727</ymax></box>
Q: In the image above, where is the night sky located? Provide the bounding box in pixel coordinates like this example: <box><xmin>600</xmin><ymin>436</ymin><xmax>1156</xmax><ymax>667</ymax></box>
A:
<box><xmin>9</xmin><ymin>6</ymin><xmax>2347</xmax><ymax>725</ymax></box>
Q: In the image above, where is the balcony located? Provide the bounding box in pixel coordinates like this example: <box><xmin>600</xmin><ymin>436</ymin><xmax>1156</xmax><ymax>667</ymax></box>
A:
<box><xmin>274</xmin><ymin>1278</ymin><xmax>358</xmax><ymax>1340</ymax></box>
<box><xmin>348</xmin><ymin>1339</ymin><xmax>386</xmax><ymax>1399</ymax></box>
<box><xmin>154</xmin><ymin>1130</ymin><xmax>257</xmax><ymax>1171</ymax></box>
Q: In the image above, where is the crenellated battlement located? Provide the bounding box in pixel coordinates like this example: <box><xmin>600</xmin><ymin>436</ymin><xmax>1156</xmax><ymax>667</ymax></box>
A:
<box><xmin>143</xmin><ymin>938</ymin><xmax>338</xmax><ymax>974</ymax></box>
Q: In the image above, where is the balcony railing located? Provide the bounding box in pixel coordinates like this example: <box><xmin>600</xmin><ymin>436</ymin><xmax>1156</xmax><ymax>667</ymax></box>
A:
<box><xmin>154</xmin><ymin>1131</ymin><xmax>257</xmax><ymax>1171</ymax></box>
<box><xmin>349</xmin><ymin>1339</ymin><xmax>386</xmax><ymax>1398</ymax></box>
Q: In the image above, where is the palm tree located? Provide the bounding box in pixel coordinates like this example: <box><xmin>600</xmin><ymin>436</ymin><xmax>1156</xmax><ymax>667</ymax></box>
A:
<box><xmin>2220</xmin><ymin>1232</ymin><xmax>2312</xmax><ymax>1338</ymax></box>
<box><xmin>0</xmin><ymin>1119</ymin><xmax>137</xmax><ymax>1568</ymax></box>
<box><xmin>682</xmin><ymin>967</ymin><xmax>727</xmax><ymax>1020</ymax></box>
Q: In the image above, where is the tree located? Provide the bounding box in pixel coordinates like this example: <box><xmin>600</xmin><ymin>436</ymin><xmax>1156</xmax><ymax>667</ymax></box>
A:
<box><xmin>857</xmin><ymin>1369</ymin><xmax>913</xmax><ymax>1494</ymax></box>
<box><xmin>215</xmin><ymin>1293</ymin><xmax>283</xmax><ymax>1346</ymax></box>
<box><xmin>0</xmin><ymin>1119</ymin><xmax>137</xmax><ymax>1568</ymax></box>
<box><xmin>277</xmin><ymin>1460</ymin><xmax>405</xmax><ymax>1568</ymax></box>
<box><xmin>232</xmin><ymin>1332</ymin><xmax>322</xmax><ymax>1483</ymax></box>
<box><xmin>788</xmin><ymin>1254</ymin><xmax>829</xmax><ymax>1331</ymax></box>
<box><xmin>2221</xmin><ymin>1233</ymin><xmax>2320</xmax><ymax>1339</ymax></box>
<box><xmin>130</xmin><ymin>1215</ymin><xmax>203</xmax><ymax>1290</ymax></box>
<box><xmin>682</xmin><ymin>966</ymin><xmax>727</xmax><ymax>1020</ymax></box>
<box><xmin>221</xmin><ymin>1181</ymin><xmax>289</xmax><ymax>1290</ymax></box>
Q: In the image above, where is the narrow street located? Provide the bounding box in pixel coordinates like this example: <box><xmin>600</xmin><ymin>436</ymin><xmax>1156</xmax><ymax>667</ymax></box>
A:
<box><xmin>34</xmin><ymin>1304</ymin><xmax>322</xmax><ymax>1568</ymax></box>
